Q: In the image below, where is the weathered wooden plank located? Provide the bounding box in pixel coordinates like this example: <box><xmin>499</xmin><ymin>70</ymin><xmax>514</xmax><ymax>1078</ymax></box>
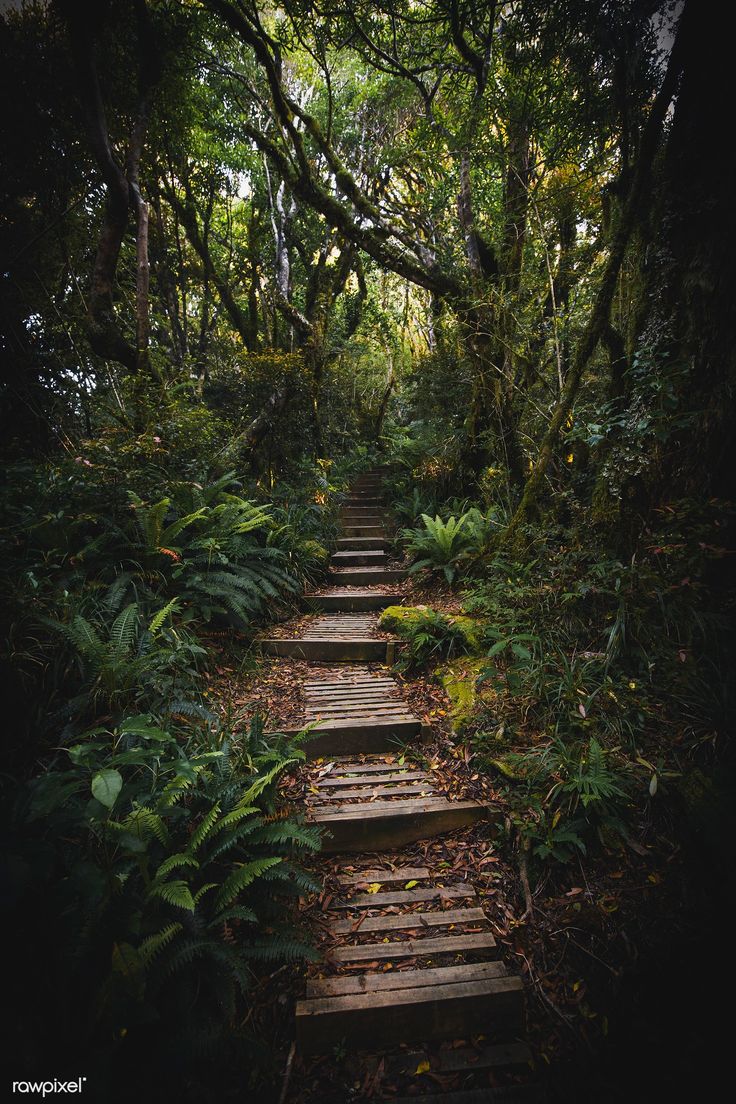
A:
<box><xmin>318</xmin><ymin>771</ymin><xmax>428</xmax><ymax>788</ymax></box>
<box><xmin>328</xmin><ymin>758</ymin><xmax>420</xmax><ymax>774</ymax></box>
<box><xmin>330</xmin><ymin>884</ymin><xmax>476</xmax><ymax>909</ymax></box>
<box><xmin>304</xmin><ymin>592</ymin><xmax>399</xmax><ymax>611</ymax></box>
<box><xmin>307</xmin><ymin>713</ymin><xmax>413</xmax><ymax>724</ymax></box>
<box><xmin>308</xmin><ymin>783</ymin><xmax>435</xmax><ymax>801</ymax></box>
<box><xmin>310</xmin><ymin>797</ymin><xmax>485</xmax><ymax>819</ymax></box>
<box><xmin>328</xmin><ymin>931</ymin><xmax>498</xmax><ymax>962</ymax></box>
<box><xmin>260</xmin><ymin>639</ymin><xmax>389</xmax><ymax>661</ymax></box>
<box><xmin>330</xmin><ymin>568</ymin><xmax>406</xmax><ymax>585</ymax></box>
<box><xmin>331</xmin><ymin>551</ymin><xmax>390</xmax><ymax>567</ymax></box>
<box><xmin>305</xmin><ymin>960</ymin><xmax>507</xmax><ymax>998</ymax></box>
<box><xmin>306</xmin><ymin>677</ymin><xmax>396</xmax><ymax>686</ymax></box>
<box><xmin>295</xmin><ymin>975</ymin><xmax>524</xmax><ymax>1053</ymax></box>
<box><xmin>304</xmin><ymin>721</ymin><xmax>421</xmax><ymax>758</ymax></box>
<box><xmin>336</xmin><ymin>865</ymin><xmax>430</xmax><ymax>884</ymax></box>
<box><xmin>306</xmin><ymin>684</ymin><xmax>400</xmax><ymax>694</ymax></box>
<box><xmin>329</xmin><ymin>906</ymin><xmax>488</xmax><ymax>935</ymax></box>
<box><xmin>333</xmin><ymin>536</ymin><xmax>390</xmax><ymax>549</ymax></box>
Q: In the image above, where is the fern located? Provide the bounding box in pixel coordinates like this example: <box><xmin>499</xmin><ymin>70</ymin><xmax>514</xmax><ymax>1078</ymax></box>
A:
<box><xmin>189</xmin><ymin>802</ymin><xmax>221</xmax><ymax>852</ymax></box>
<box><xmin>148</xmin><ymin>597</ymin><xmax>179</xmax><ymax>636</ymax></box>
<box><xmin>214</xmin><ymin>856</ymin><xmax>283</xmax><ymax>911</ymax></box>
<box><xmin>149</xmin><ymin>879</ymin><xmax>196</xmax><ymax>912</ymax></box>
<box><xmin>138</xmin><ymin>923</ymin><xmax>183</xmax><ymax>966</ymax></box>
<box><xmin>155</xmin><ymin>853</ymin><xmax>199</xmax><ymax>878</ymax></box>
<box><xmin>109</xmin><ymin>603</ymin><xmax>140</xmax><ymax>655</ymax></box>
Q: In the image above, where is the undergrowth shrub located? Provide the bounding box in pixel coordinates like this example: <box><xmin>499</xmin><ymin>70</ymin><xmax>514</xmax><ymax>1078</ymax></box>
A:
<box><xmin>4</xmin><ymin>715</ymin><xmax>320</xmax><ymax>1091</ymax></box>
<box><xmin>403</xmin><ymin>509</ymin><xmax>498</xmax><ymax>583</ymax></box>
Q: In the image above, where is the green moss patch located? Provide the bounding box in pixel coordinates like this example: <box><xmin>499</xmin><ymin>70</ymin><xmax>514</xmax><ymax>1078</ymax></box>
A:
<box><xmin>435</xmin><ymin>656</ymin><xmax>495</xmax><ymax>733</ymax></box>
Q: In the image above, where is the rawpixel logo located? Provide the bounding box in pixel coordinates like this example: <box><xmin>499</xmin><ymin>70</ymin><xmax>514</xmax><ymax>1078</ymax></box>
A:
<box><xmin>12</xmin><ymin>1080</ymin><xmax>87</xmax><ymax>1096</ymax></box>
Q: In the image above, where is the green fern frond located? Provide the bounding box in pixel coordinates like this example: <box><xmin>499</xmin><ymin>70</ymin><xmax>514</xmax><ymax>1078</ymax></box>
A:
<box><xmin>214</xmin><ymin>856</ymin><xmax>283</xmax><ymax>911</ymax></box>
<box><xmin>148</xmin><ymin>597</ymin><xmax>179</xmax><ymax>636</ymax></box>
<box><xmin>155</xmin><ymin>853</ymin><xmax>199</xmax><ymax>878</ymax></box>
<box><xmin>149</xmin><ymin>879</ymin><xmax>195</xmax><ymax>912</ymax></box>
<box><xmin>189</xmin><ymin>802</ymin><xmax>221</xmax><ymax>853</ymax></box>
<box><xmin>138</xmin><ymin>923</ymin><xmax>183</xmax><ymax>966</ymax></box>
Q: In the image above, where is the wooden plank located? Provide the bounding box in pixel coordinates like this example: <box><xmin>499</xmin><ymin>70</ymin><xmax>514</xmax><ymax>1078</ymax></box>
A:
<box><xmin>260</xmin><ymin>639</ymin><xmax>388</xmax><ymax>661</ymax></box>
<box><xmin>330</xmin><ymin>568</ymin><xmax>406</xmax><ymax>585</ymax></box>
<box><xmin>308</xmin><ymin>783</ymin><xmax>435</xmax><ymax>801</ymax></box>
<box><xmin>335</xmin><ymin>536</ymin><xmax>390</xmax><ymax>549</ymax></box>
<box><xmin>328</xmin><ymin>931</ymin><xmax>498</xmax><ymax>962</ymax></box>
<box><xmin>305</xmin><ymin>960</ymin><xmax>507</xmax><ymax>998</ymax></box>
<box><xmin>336</xmin><ymin>866</ymin><xmax>430</xmax><ymax>884</ymax></box>
<box><xmin>307</xmin><ymin>713</ymin><xmax>418</xmax><ymax>724</ymax></box>
<box><xmin>306</xmin><ymin>677</ymin><xmax>396</xmax><ymax>687</ymax></box>
<box><xmin>318</xmin><ymin>772</ymin><xmax>428</xmax><ymax>788</ymax></box>
<box><xmin>329</xmin><ymin>759</ymin><xmax>420</xmax><ymax>774</ymax></box>
<box><xmin>304</xmin><ymin>721</ymin><xmax>421</xmax><ymax>759</ymax></box>
<box><xmin>330</xmin><ymin>906</ymin><xmax>488</xmax><ymax>935</ymax></box>
<box><xmin>306</xmin><ymin>685</ymin><xmax>400</xmax><ymax>695</ymax></box>
<box><xmin>330</xmin><ymin>885</ymin><xmax>476</xmax><ymax>909</ymax></box>
<box><xmin>295</xmin><ymin>975</ymin><xmax>524</xmax><ymax>1053</ymax></box>
<box><xmin>309</xmin><ymin>798</ymin><xmax>484</xmax><ymax>819</ymax></box>
<box><xmin>307</xmin><ymin>713</ymin><xmax>416</xmax><ymax>726</ymax></box>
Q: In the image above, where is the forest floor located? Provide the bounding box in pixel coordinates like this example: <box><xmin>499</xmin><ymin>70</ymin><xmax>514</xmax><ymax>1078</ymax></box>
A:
<box><xmin>206</xmin><ymin>573</ymin><xmax>724</xmax><ymax>1103</ymax></box>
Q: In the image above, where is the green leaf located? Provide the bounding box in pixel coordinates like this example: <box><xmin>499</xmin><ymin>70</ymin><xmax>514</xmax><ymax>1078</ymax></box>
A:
<box><xmin>91</xmin><ymin>768</ymin><xmax>123</xmax><ymax>808</ymax></box>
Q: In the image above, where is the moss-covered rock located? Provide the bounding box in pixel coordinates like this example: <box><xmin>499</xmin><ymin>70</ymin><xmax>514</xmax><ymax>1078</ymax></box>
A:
<box><xmin>379</xmin><ymin>605</ymin><xmax>485</xmax><ymax>654</ymax></box>
<box><xmin>378</xmin><ymin>604</ymin><xmax>432</xmax><ymax>634</ymax></box>
<box><xmin>435</xmin><ymin>656</ymin><xmax>496</xmax><ymax>733</ymax></box>
<box><xmin>447</xmin><ymin>614</ymin><xmax>484</xmax><ymax>653</ymax></box>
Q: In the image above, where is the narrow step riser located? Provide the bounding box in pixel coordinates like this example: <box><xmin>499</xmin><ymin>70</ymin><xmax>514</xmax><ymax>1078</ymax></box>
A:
<box><xmin>261</xmin><ymin>640</ymin><xmax>389</xmax><ymax>662</ymax></box>
<box><xmin>341</xmin><ymin>527</ymin><xmax>388</xmax><ymax>538</ymax></box>
<box><xmin>305</xmin><ymin>594</ymin><xmax>401</xmax><ymax>612</ymax></box>
<box><xmin>330</xmin><ymin>569</ymin><xmax>406</xmax><ymax>585</ymax></box>
<box><xmin>296</xmin><ymin>977</ymin><xmax>523</xmax><ymax>1054</ymax></box>
<box><xmin>315</xmin><ymin>804</ymin><xmax>489</xmax><ymax>853</ymax></box>
<box><xmin>306</xmin><ymin>721</ymin><xmax>421</xmax><ymax>758</ymax></box>
<box><xmin>336</xmin><ymin>539</ymin><xmax>391</xmax><ymax>551</ymax></box>
<box><xmin>331</xmin><ymin>552</ymin><xmax>388</xmax><ymax>566</ymax></box>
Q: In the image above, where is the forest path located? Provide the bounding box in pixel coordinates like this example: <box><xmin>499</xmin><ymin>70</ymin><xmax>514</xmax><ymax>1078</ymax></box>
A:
<box><xmin>276</xmin><ymin>470</ymin><xmax>542</xmax><ymax>1102</ymax></box>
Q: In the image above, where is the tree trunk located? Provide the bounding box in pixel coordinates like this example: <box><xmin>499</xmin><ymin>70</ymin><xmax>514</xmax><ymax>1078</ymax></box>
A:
<box><xmin>501</xmin><ymin>10</ymin><xmax>689</xmax><ymax>544</ymax></box>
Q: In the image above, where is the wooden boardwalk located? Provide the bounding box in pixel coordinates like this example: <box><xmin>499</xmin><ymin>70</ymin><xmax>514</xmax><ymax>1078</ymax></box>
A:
<box><xmin>265</xmin><ymin>469</ymin><xmax>542</xmax><ymax>1101</ymax></box>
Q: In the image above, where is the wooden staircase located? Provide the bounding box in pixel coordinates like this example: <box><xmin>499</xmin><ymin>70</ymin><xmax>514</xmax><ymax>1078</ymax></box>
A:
<box><xmin>264</xmin><ymin>469</ymin><xmax>542</xmax><ymax>1101</ymax></box>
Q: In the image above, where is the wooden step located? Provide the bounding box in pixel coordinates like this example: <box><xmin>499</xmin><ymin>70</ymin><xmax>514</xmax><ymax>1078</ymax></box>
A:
<box><xmin>309</xmin><ymin>795</ymin><xmax>492</xmax><ymax>852</ymax></box>
<box><xmin>331</xmin><ymin>567</ymin><xmax>406</xmax><ymax>585</ymax></box>
<box><xmin>304</xmin><ymin>590</ymin><xmax>402</xmax><ymax>612</ymax></box>
<box><xmin>295</xmin><ymin>973</ymin><xmax>524</xmax><ymax>1053</ymax></box>
<box><xmin>330</xmin><ymin>905</ymin><xmax>489</xmax><ymax>935</ymax></box>
<box><xmin>341</xmin><ymin>524</ymin><xmax>388</xmax><ymax>538</ymax></box>
<box><xmin>300</xmin><ymin>673</ymin><xmax>422</xmax><ymax>754</ymax></box>
<box><xmin>336</xmin><ymin>537</ymin><xmax>391</xmax><ymax>551</ymax></box>
<box><xmin>301</xmin><ymin>614</ymin><xmax>378</xmax><ymax>638</ymax></box>
<box><xmin>269</xmin><ymin>720</ymin><xmax>422</xmax><ymax>758</ymax></box>
<box><xmin>331</xmin><ymin>549</ymin><xmax>389</xmax><ymax>567</ymax></box>
<box><xmin>329</xmin><ymin>930</ymin><xmax>499</xmax><ymax>963</ymax></box>
<box><xmin>328</xmin><ymin>884</ymin><xmax>475</xmax><ymax>908</ymax></box>
<box><xmin>305</xmin><ymin>720</ymin><xmax>421</xmax><ymax>757</ymax></box>
<box><xmin>305</xmin><ymin>960</ymin><xmax>507</xmax><ymax>998</ymax></box>
<box><xmin>260</xmin><ymin>638</ymin><xmax>389</xmax><ymax>661</ymax></box>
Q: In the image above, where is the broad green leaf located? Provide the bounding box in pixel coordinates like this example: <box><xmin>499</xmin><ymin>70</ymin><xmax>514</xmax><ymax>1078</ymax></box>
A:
<box><xmin>91</xmin><ymin>768</ymin><xmax>123</xmax><ymax>808</ymax></box>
